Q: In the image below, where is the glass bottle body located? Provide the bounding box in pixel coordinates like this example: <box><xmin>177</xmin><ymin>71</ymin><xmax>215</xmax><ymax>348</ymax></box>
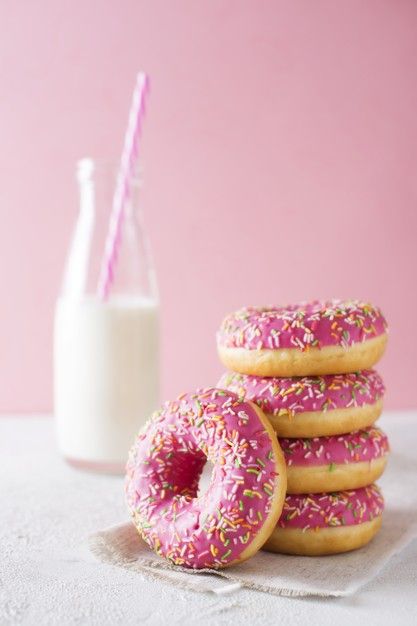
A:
<box><xmin>54</xmin><ymin>159</ymin><xmax>159</xmax><ymax>473</ymax></box>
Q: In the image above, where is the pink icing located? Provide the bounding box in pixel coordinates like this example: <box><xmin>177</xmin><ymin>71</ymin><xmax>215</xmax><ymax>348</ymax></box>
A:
<box><xmin>125</xmin><ymin>387</ymin><xmax>283</xmax><ymax>569</ymax></box>
<box><xmin>279</xmin><ymin>485</ymin><xmax>384</xmax><ymax>530</ymax></box>
<box><xmin>218</xmin><ymin>370</ymin><xmax>385</xmax><ymax>417</ymax></box>
<box><xmin>279</xmin><ymin>427</ymin><xmax>389</xmax><ymax>468</ymax></box>
<box><xmin>217</xmin><ymin>299</ymin><xmax>387</xmax><ymax>351</ymax></box>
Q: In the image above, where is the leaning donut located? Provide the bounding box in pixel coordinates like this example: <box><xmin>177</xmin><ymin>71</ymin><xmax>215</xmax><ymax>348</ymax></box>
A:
<box><xmin>280</xmin><ymin>427</ymin><xmax>389</xmax><ymax>494</ymax></box>
<box><xmin>218</xmin><ymin>370</ymin><xmax>385</xmax><ymax>437</ymax></box>
<box><xmin>126</xmin><ymin>387</ymin><xmax>287</xmax><ymax>569</ymax></box>
<box><xmin>217</xmin><ymin>300</ymin><xmax>388</xmax><ymax>377</ymax></box>
<box><xmin>264</xmin><ymin>485</ymin><xmax>384</xmax><ymax>556</ymax></box>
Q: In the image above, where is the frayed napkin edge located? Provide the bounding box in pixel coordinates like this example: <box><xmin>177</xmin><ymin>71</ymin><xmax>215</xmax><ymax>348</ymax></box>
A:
<box><xmin>88</xmin><ymin>522</ymin><xmax>396</xmax><ymax>598</ymax></box>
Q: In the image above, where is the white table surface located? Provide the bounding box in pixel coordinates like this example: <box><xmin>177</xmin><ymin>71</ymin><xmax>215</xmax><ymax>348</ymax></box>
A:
<box><xmin>1</xmin><ymin>412</ymin><xmax>416</xmax><ymax>626</ymax></box>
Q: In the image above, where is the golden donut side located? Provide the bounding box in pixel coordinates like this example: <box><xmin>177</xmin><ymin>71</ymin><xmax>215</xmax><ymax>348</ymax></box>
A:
<box><xmin>267</xmin><ymin>399</ymin><xmax>383</xmax><ymax>438</ymax></box>
<box><xmin>286</xmin><ymin>456</ymin><xmax>388</xmax><ymax>494</ymax></box>
<box><xmin>217</xmin><ymin>334</ymin><xmax>388</xmax><ymax>377</ymax></box>
<box><xmin>263</xmin><ymin>516</ymin><xmax>382</xmax><ymax>556</ymax></box>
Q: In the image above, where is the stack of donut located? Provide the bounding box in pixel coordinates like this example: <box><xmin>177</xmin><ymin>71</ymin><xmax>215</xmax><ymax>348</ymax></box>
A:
<box><xmin>125</xmin><ymin>298</ymin><xmax>389</xmax><ymax>569</ymax></box>
<box><xmin>217</xmin><ymin>299</ymin><xmax>389</xmax><ymax>556</ymax></box>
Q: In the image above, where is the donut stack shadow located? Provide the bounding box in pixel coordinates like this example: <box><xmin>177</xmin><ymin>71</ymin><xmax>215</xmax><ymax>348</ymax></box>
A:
<box><xmin>217</xmin><ymin>300</ymin><xmax>389</xmax><ymax>556</ymax></box>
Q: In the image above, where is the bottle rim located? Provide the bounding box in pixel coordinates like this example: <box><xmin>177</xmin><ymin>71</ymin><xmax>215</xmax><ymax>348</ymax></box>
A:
<box><xmin>76</xmin><ymin>157</ymin><xmax>143</xmax><ymax>185</ymax></box>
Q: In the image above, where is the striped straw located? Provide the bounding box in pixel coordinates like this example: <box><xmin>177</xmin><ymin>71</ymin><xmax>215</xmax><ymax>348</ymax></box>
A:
<box><xmin>97</xmin><ymin>72</ymin><xmax>149</xmax><ymax>300</ymax></box>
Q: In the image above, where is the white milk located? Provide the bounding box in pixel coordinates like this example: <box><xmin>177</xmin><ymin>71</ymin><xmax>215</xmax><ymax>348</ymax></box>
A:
<box><xmin>54</xmin><ymin>296</ymin><xmax>158</xmax><ymax>472</ymax></box>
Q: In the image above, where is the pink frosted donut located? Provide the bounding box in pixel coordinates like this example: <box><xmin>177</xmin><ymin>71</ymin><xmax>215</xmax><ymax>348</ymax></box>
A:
<box><xmin>217</xmin><ymin>299</ymin><xmax>388</xmax><ymax>377</ymax></box>
<box><xmin>125</xmin><ymin>388</ymin><xmax>287</xmax><ymax>569</ymax></box>
<box><xmin>280</xmin><ymin>427</ymin><xmax>389</xmax><ymax>494</ymax></box>
<box><xmin>218</xmin><ymin>370</ymin><xmax>385</xmax><ymax>437</ymax></box>
<box><xmin>264</xmin><ymin>485</ymin><xmax>384</xmax><ymax>555</ymax></box>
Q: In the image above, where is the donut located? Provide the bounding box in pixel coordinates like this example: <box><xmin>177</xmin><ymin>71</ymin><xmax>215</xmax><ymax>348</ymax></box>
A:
<box><xmin>280</xmin><ymin>427</ymin><xmax>389</xmax><ymax>494</ymax></box>
<box><xmin>125</xmin><ymin>387</ymin><xmax>287</xmax><ymax>569</ymax></box>
<box><xmin>218</xmin><ymin>370</ymin><xmax>385</xmax><ymax>437</ymax></box>
<box><xmin>263</xmin><ymin>485</ymin><xmax>384</xmax><ymax>556</ymax></box>
<box><xmin>217</xmin><ymin>299</ymin><xmax>388</xmax><ymax>377</ymax></box>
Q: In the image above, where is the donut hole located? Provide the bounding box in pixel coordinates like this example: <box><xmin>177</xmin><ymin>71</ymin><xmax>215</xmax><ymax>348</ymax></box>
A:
<box><xmin>166</xmin><ymin>448</ymin><xmax>206</xmax><ymax>498</ymax></box>
<box><xmin>197</xmin><ymin>460</ymin><xmax>215</xmax><ymax>498</ymax></box>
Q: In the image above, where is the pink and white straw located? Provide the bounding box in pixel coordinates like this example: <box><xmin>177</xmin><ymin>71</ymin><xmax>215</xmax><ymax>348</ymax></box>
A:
<box><xmin>97</xmin><ymin>72</ymin><xmax>149</xmax><ymax>300</ymax></box>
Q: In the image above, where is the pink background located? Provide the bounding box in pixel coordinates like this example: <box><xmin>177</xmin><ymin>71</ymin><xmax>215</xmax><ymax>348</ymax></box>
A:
<box><xmin>0</xmin><ymin>1</ymin><xmax>416</xmax><ymax>411</ymax></box>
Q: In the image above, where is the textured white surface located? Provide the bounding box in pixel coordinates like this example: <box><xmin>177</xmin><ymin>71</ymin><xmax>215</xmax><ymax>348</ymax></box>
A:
<box><xmin>1</xmin><ymin>413</ymin><xmax>417</xmax><ymax>625</ymax></box>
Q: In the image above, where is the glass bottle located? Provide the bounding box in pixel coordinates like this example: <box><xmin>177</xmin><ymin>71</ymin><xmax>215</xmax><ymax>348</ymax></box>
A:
<box><xmin>54</xmin><ymin>158</ymin><xmax>159</xmax><ymax>473</ymax></box>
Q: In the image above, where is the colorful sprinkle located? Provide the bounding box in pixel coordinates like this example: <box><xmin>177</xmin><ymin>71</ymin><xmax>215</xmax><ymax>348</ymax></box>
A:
<box><xmin>217</xmin><ymin>300</ymin><xmax>387</xmax><ymax>352</ymax></box>
<box><xmin>278</xmin><ymin>485</ymin><xmax>384</xmax><ymax>530</ymax></box>
<box><xmin>279</xmin><ymin>427</ymin><xmax>389</xmax><ymax>467</ymax></box>
<box><xmin>218</xmin><ymin>370</ymin><xmax>385</xmax><ymax>418</ymax></box>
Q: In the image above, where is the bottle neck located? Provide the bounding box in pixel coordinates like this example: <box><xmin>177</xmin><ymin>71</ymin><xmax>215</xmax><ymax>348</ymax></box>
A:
<box><xmin>77</xmin><ymin>158</ymin><xmax>143</xmax><ymax>219</ymax></box>
<box><xmin>59</xmin><ymin>158</ymin><xmax>155</xmax><ymax>301</ymax></box>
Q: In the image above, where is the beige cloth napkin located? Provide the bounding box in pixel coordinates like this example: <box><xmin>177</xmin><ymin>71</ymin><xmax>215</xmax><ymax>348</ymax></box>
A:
<box><xmin>90</xmin><ymin>418</ymin><xmax>417</xmax><ymax>597</ymax></box>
